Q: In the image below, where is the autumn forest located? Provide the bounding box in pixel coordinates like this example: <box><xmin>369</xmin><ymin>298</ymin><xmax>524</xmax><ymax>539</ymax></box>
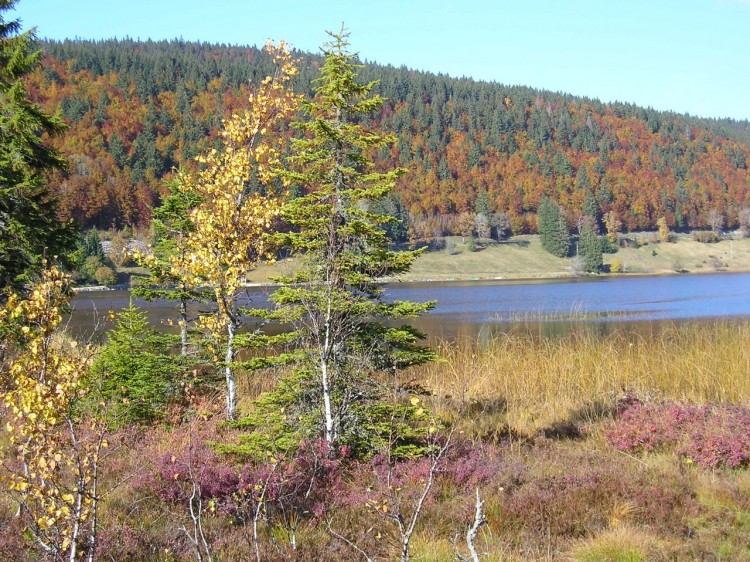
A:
<box><xmin>30</xmin><ymin>38</ymin><xmax>750</xmax><ymax>237</ymax></box>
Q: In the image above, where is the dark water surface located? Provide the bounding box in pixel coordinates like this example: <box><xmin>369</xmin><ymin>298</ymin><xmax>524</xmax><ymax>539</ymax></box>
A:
<box><xmin>69</xmin><ymin>272</ymin><xmax>750</xmax><ymax>341</ymax></box>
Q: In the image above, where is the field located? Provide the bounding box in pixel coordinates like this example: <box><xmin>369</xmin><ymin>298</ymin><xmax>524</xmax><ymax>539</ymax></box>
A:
<box><xmin>244</xmin><ymin>235</ymin><xmax>750</xmax><ymax>284</ymax></box>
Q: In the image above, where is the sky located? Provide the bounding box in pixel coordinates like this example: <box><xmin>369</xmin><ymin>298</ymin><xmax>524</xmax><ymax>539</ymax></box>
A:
<box><xmin>10</xmin><ymin>0</ymin><xmax>750</xmax><ymax>121</ymax></box>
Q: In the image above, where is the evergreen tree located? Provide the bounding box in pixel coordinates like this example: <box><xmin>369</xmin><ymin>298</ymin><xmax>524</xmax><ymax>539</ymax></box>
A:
<box><xmin>538</xmin><ymin>196</ymin><xmax>569</xmax><ymax>257</ymax></box>
<box><xmin>583</xmin><ymin>188</ymin><xmax>599</xmax><ymax>229</ymax></box>
<box><xmin>0</xmin><ymin>0</ymin><xmax>76</xmax><ymax>293</ymax></box>
<box><xmin>132</xmin><ymin>175</ymin><xmax>207</xmax><ymax>356</ymax></box>
<box><xmin>475</xmin><ymin>188</ymin><xmax>492</xmax><ymax>216</ymax></box>
<box><xmin>244</xmin><ymin>30</ymin><xmax>434</xmax><ymax>453</ymax></box>
<box><xmin>89</xmin><ymin>301</ymin><xmax>182</xmax><ymax>425</ymax></box>
<box><xmin>579</xmin><ymin>224</ymin><xmax>603</xmax><ymax>273</ymax></box>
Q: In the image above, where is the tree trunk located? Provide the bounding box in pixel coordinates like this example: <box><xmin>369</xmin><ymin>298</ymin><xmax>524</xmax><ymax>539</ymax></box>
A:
<box><xmin>180</xmin><ymin>296</ymin><xmax>189</xmax><ymax>356</ymax></box>
<box><xmin>320</xmin><ymin>298</ymin><xmax>335</xmax><ymax>446</ymax></box>
<box><xmin>225</xmin><ymin>321</ymin><xmax>236</xmax><ymax>420</ymax></box>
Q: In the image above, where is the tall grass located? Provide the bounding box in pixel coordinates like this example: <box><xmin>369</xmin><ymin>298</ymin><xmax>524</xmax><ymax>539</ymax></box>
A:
<box><xmin>411</xmin><ymin>321</ymin><xmax>750</xmax><ymax>435</ymax></box>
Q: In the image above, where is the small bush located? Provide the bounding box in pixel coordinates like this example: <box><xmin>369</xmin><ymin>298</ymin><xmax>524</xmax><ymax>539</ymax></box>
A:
<box><xmin>94</xmin><ymin>265</ymin><xmax>117</xmax><ymax>286</ymax></box>
<box><xmin>89</xmin><ymin>302</ymin><xmax>184</xmax><ymax>425</ymax></box>
<box><xmin>610</xmin><ymin>258</ymin><xmax>624</xmax><ymax>273</ymax></box>
<box><xmin>692</xmin><ymin>231</ymin><xmax>720</xmax><ymax>243</ymax></box>
<box><xmin>607</xmin><ymin>401</ymin><xmax>750</xmax><ymax>468</ymax></box>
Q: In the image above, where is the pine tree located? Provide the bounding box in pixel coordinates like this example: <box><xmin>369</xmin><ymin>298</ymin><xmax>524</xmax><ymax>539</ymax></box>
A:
<box><xmin>89</xmin><ymin>301</ymin><xmax>182</xmax><ymax>425</ymax></box>
<box><xmin>245</xmin><ymin>29</ymin><xmax>434</xmax><ymax>453</ymax></box>
<box><xmin>0</xmin><ymin>0</ymin><xmax>76</xmax><ymax>293</ymax></box>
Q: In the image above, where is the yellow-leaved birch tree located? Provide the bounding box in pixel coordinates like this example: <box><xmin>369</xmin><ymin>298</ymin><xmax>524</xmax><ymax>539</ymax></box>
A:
<box><xmin>1</xmin><ymin>265</ymin><xmax>106</xmax><ymax>561</ymax></box>
<box><xmin>180</xmin><ymin>41</ymin><xmax>300</xmax><ymax>420</ymax></box>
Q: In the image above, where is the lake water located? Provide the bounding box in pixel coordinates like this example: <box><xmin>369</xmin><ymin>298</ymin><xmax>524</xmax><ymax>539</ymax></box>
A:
<box><xmin>68</xmin><ymin>272</ymin><xmax>750</xmax><ymax>342</ymax></box>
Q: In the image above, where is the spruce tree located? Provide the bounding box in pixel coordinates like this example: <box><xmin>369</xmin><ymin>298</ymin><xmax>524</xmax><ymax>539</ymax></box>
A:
<box><xmin>538</xmin><ymin>196</ymin><xmax>569</xmax><ymax>258</ymax></box>
<box><xmin>0</xmin><ymin>0</ymin><xmax>75</xmax><ymax>293</ymax></box>
<box><xmin>242</xmin><ymin>30</ymin><xmax>434</xmax><ymax>454</ymax></box>
<box><xmin>579</xmin><ymin>223</ymin><xmax>603</xmax><ymax>273</ymax></box>
<box><xmin>132</xmin><ymin>175</ymin><xmax>207</xmax><ymax>356</ymax></box>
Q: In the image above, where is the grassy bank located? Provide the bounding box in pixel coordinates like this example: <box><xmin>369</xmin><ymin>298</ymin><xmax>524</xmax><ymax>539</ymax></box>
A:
<box><xmin>244</xmin><ymin>235</ymin><xmax>750</xmax><ymax>283</ymax></box>
<box><xmin>410</xmin><ymin>322</ymin><xmax>750</xmax><ymax>436</ymax></box>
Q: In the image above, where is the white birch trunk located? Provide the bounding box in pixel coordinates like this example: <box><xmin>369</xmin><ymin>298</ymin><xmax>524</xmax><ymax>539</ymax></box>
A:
<box><xmin>225</xmin><ymin>321</ymin><xmax>236</xmax><ymax>420</ymax></box>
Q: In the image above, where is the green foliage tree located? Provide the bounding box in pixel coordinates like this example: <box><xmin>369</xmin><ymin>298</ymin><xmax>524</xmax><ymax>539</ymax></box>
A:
<box><xmin>0</xmin><ymin>0</ymin><xmax>76</xmax><ymax>293</ymax></box>
<box><xmin>538</xmin><ymin>196</ymin><xmax>570</xmax><ymax>257</ymax></box>
<box><xmin>132</xmin><ymin>175</ymin><xmax>207</xmax><ymax>356</ymax></box>
<box><xmin>579</xmin><ymin>224</ymin><xmax>603</xmax><ymax>273</ymax></box>
<box><xmin>239</xmin><ymin>30</ymin><xmax>434</xmax><ymax>454</ymax></box>
<box><xmin>89</xmin><ymin>301</ymin><xmax>182</xmax><ymax>425</ymax></box>
<box><xmin>475</xmin><ymin>188</ymin><xmax>492</xmax><ymax>216</ymax></box>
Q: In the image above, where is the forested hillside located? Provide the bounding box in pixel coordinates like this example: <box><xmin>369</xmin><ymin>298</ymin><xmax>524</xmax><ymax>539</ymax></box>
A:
<box><xmin>28</xmin><ymin>38</ymin><xmax>750</xmax><ymax>236</ymax></box>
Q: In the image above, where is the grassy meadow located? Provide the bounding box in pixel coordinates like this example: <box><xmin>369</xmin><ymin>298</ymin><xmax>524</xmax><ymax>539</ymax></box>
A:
<box><xmin>244</xmin><ymin>234</ymin><xmax>750</xmax><ymax>284</ymax></box>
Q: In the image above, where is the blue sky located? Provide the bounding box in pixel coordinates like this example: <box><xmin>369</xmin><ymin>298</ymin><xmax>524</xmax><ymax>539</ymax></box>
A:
<box><xmin>10</xmin><ymin>0</ymin><xmax>750</xmax><ymax>120</ymax></box>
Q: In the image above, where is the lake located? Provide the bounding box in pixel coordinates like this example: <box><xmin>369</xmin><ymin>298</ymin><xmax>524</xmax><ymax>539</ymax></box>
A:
<box><xmin>68</xmin><ymin>272</ymin><xmax>750</xmax><ymax>342</ymax></box>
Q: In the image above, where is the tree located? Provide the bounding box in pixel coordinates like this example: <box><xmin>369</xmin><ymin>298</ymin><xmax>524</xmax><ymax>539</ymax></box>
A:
<box><xmin>604</xmin><ymin>210</ymin><xmax>621</xmax><ymax>245</ymax></box>
<box><xmin>132</xmin><ymin>174</ymin><xmax>207</xmax><ymax>356</ymax></box>
<box><xmin>582</xmin><ymin>189</ymin><xmax>599</xmax><ymax>232</ymax></box>
<box><xmin>248</xmin><ymin>29</ymin><xmax>434</xmax><ymax>451</ymax></box>
<box><xmin>179</xmin><ymin>42</ymin><xmax>300</xmax><ymax>420</ymax></box>
<box><xmin>473</xmin><ymin>213</ymin><xmax>491</xmax><ymax>240</ymax></box>
<box><xmin>89</xmin><ymin>301</ymin><xmax>183</xmax><ymax>425</ymax></box>
<box><xmin>474</xmin><ymin>188</ymin><xmax>491</xmax><ymax>216</ymax></box>
<box><xmin>538</xmin><ymin>196</ymin><xmax>569</xmax><ymax>258</ymax></box>
<box><xmin>0</xmin><ymin>0</ymin><xmax>76</xmax><ymax>293</ymax></box>
<box><xmin>707</xmin><ymin>208</ymin><xmax>724</xmax><ymax>235</ymax></box>
<box><xmin>738</xmin><ymin>207</ymin><xmax>750</xmax><ymax>238</ymax></box>
<box><xmin>0</xmin><ymin>265</ymin><xmax>106</xmax><ymax>560</ymax></box>
<box><xmin>489</xmin><ymin>211</ymin><xmax>511</xmax><ymax>240</ymax></box>
<box><xmin>657</xmin><ymin>216</ymin><xmax>670</xmax><ymax>243</ymax></box>
<box><xmin>579</xmin><ymin>224</ymin><xmax>603</xmax><ymax>273</ymax></box>
<box><xmin>455</xmin><ymin>211</ymin><xmax>475</xmax><ymax>242</ymax></box>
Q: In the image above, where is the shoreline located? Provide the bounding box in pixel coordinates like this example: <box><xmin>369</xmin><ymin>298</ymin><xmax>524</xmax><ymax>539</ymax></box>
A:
<box><xmin>73</xmin><ymin>267</ymin><xmax>750</xmax><ymax>292</ymax></box>
<box><xmin>74</xmin><ymin>234</ymin><xmax>750</xmax><ymax>290</ymax></box>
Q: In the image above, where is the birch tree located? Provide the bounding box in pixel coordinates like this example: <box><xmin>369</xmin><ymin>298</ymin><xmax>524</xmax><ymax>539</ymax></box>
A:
<box><xmin>180</xmin><ymin>41</ymin><xmax>300</xmax><ymax>420</ymax></box>
<box><xmin>0</xmin><ymin>265</ymin><xmax>106</xmax><ymax>560</ymax></box>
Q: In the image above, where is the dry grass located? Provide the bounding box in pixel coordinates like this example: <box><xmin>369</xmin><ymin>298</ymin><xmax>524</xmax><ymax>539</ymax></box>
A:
<box><xmin>410</xmin><ymin>322</ymin><xmax>750</xmax><ymax>435</ymax></box>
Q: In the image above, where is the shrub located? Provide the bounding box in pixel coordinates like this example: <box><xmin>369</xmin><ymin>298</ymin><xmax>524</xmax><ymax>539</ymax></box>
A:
<box><xmin>692</xmin><ymin>231</ymin><xmax>720</xmax><ymax>243</ymax></box>
<box><xmin>606</xmin><ymin>401</ymin><xmax>750</xmax><ymax>468</ymax></box>
<box><xmin>88</xmin><ymin>302</ymin><xmax>184</xmax><ymax>425</ymax></box>
<box><xmin>610</xmin><ymin>258</ymin><xmax>624</xmax><ymax>273</ymax></box>
<box><xmin>94</xmin><ymin>265</ymin><xmax>117</xmax><ymax>286</ymax></box>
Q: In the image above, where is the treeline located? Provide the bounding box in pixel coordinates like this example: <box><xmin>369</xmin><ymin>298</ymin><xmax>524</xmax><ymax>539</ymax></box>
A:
<box><xmin>28</xmin><ymin>38</ymin><xmax>750</xmax><ymax>235</ymax></box>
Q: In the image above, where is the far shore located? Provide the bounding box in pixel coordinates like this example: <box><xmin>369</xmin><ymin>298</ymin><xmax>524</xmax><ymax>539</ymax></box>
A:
<box><xmin>76</xmin><ymin>233</ymin><xmax>750</xmax><ymax>291</ymax></box>
<box><xmin>245</xmin><ymin>233</ymin><xmax>750</xmax><ymax>284</ymax></box>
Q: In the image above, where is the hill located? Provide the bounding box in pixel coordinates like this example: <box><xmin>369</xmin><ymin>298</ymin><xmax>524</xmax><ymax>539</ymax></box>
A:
<box><xmin>27</xmin><ymin>38</ymin><xmax>750</xmax><ymax>237</ymax></box>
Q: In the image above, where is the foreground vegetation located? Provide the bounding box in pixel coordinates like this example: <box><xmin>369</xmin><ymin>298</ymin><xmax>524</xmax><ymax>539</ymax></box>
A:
<box><xmin>3</xmin><ymin>320</ymin><xmax>750</xmax><ymax>560</ymax></box>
